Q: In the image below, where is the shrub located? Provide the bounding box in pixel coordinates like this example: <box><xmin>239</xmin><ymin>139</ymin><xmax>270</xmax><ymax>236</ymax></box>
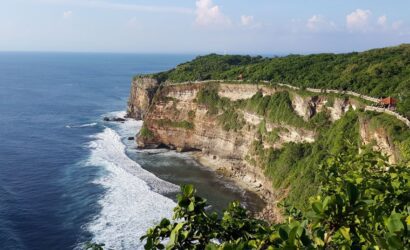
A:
<box><xmin>156</xmin><ymin>119</ymin><xmax>194</xmax><ymax>130</ymax></box>
<box><xmin>139</xmin><ymin>124</ymin><xmax>154</xmax><ymax>139</ymax></box>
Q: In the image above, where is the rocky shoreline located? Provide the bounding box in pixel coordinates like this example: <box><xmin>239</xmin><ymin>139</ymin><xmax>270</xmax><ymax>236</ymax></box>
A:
<box><xmin>190</xmin><ymin>151</ymin><xmax>284</xmax><ymax>222</ymax></box>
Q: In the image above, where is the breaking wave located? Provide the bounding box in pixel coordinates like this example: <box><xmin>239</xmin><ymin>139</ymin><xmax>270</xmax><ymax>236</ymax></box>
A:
<box><xmin>65</xmin><ymin>123</ymin><xmax>97</xmax><ymax>128</ymax></box>
<box><xmin>83</xmin><ymin>116</ymin><xmax>177</xmax><ymax>249</ymax></box>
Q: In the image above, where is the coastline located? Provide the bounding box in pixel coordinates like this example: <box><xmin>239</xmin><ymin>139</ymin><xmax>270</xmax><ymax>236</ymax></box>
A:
<box><xmin>190</xmin><ymin>151</ymin><xmax>284</xmax><ymax>222</ymax></box>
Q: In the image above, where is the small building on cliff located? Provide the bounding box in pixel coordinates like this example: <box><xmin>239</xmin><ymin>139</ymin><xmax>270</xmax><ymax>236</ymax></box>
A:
<box><xmin>379</xmin><ymin>97</ymin><xmax>397</xmax><ymax>110</ymax></box>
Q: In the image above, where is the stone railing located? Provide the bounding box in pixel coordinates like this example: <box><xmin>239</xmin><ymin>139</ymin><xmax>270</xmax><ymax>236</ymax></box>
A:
<box><xmin>275</xmin><ymin>83</ymin><xmax>380</xmax><ymax>103</ymax></box>
<box><xmin>365</xmin><ymin>106</ymin><xmax>410</xmax><ymax>127</ymax></box>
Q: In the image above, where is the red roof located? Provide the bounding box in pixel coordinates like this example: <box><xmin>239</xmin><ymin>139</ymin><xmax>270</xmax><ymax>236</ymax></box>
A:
<box><xmin>379</xmin><ymin>97</ymin><xmax>397</xmax><ymax>105</ymax></box>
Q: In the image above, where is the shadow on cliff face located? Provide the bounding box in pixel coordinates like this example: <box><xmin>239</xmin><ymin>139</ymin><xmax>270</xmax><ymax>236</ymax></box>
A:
<box><xmin>157</xmin><ymin>143</ymin><xmax>202</xmax><ymax>153</ymax></box>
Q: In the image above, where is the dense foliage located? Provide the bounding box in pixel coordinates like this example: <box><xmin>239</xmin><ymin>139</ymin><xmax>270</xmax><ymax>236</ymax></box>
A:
<box><xmin>245</xmin><ymin>91</ymin><xmax>308</xmax><ymax>128</ymax></box>
<box><xmin>147</xmin><ymin>44</ymin><xmax>410</xmax><ymax>117</ymax></box>
<box><xmin>254</xmin><ymin>111</ymin><xmax>361</xmax><ymax>209</ymax></box>
<box><xmin>141</xmin><ymin>150</ymin><xmax>410</xmax><ymax>249</ymax></box>
<box><xmin>153</xmin><ymin>54</ymin><xmax>265</xmax><ymax>83</ymax></box>
<box><xmin>195</xmin><ymin>85</ymin><xmax>245</xmax><ymax>131</ymax></box>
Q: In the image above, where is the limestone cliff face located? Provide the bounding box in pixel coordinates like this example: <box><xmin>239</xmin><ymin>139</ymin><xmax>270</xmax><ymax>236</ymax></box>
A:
<box><xmin>126</xmin><ymin>77</ymin><xmax>159</xmax><ymax>119</ymax></box>
<box><xmin>128</xmin><ymin>79</ymin><xmax>402</xmax><ymax>220</ymax></box>
<box><xmin>291</xmin><ymin>94</ymin><xmax>317</xmax><ymax>121</ymax></box>
<box><xmin>218</xmin><ymin>83</ymin><xmax>276</xmax><ymax>100</ymax></box>
<box><xmin>132</xmin><ymin>81</ymin><xmax>320</xmax><ymax>220</ymax></box>
<box><xmin>328</xmin><ymin>98</ymin><xmax>359</xmax><ymax>122</ymax></box>
<box><xmin>359</xmin><ymin>118</ymin><xmax>398</xmax><ymax>164</ymax></box>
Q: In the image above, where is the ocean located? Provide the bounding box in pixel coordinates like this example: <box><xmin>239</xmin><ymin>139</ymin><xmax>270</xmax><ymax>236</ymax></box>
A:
<box><xmin>0</xmin><ymin>53</ymin><xmax>264</xmax><ymax>250</ymax></box>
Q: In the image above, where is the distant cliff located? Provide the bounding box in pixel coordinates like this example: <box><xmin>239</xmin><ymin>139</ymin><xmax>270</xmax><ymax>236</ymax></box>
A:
<box><xmin>127</xmin><ymin>78</ymin><xmax>410</xmax><ymax>219</ymax></box>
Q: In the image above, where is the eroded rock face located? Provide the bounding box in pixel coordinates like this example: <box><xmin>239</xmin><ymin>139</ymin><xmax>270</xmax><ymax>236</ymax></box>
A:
<box><xmin>328</xmin><ymin>98</ymin><xmax>349</xmax><ymax>122</ymax></box>
<box><xmin>218</xmin><ymin>83</ymin><xmax>276</xmax><ymax>101</ymax></box>
<box><xmin>133</xmin><ymin>82</ymin><xmax>319</xmax><ymax>221</ymax></box>
<box><xmin>140</xmin><ymin>84</ymin><xmax>254</xmax><ymax>156</ymax></box>
<box><xmin>126</xmin><ymin>77</ymin><xmax>160</xmax><ymax>119</ymax></box>
<box><xmin>359</xmin><ymin>118</ymin><xmax>398</xmax><ymax>164</ymax></box>
<box><xmin>291</xmin><ymin>94</ymin><xmax>329</xmax><ymax>121</ymax></box>
<box><xmin>291</xmin><ymin>94</ymin><xmax>316</xmax><ymax>121</ymax></box>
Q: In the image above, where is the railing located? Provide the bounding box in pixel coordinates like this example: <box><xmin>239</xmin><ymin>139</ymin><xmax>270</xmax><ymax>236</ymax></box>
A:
<box><xmin>365</xmin><ymin>106</ymin><xmax>410</xmax><ymax>127</ymax></box>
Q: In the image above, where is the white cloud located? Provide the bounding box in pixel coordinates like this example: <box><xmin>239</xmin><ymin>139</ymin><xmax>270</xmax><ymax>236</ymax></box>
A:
<box><xmin>306</xmin><ymin>15</ymin><xmax>336</xmax><ymax>32</ymax></box>
<box><xmin>241</xmin><ymin>15</ymin><xmax>254</xmax><ymax>26</ymax></box>
<box><xmin>346</xmin><ymin>9</ymin><xmax>372</xmax><ymax>32</ymax></box>
<box><xmin>62</xmin><ymin>10</ymin><xmax>72</xmax><ymax>19</ymax></box>
<box><xmin>195</xmin><ymin>0</ymin><xmax>231</xmax><ymax>27</ymax></box>
<box><xmin>377</xmin><ymin>15</ymin><xmax>387</xmax><ymax>27</ymax></box>
<box><xmin>392</xmin><ymin>20</ymin><xmax>403</xmax><ymax>31</ymax></box>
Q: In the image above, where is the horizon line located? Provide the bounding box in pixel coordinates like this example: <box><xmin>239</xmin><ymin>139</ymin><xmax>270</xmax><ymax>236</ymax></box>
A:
<box><xmin>0</xmin><ymin>43</ymin><xmax>407</xmax><ymax>57</ymax></box>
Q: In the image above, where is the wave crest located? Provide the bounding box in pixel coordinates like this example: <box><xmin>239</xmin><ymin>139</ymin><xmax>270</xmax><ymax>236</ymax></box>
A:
<box><xmin>84</xmin><ymin>122</ymin><xmax>177</xmax><ymax>249</ymax></box>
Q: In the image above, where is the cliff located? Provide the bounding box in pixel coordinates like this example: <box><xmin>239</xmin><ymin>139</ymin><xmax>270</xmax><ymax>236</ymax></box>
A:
<box><xmin>127</xmin><ymin>79</ymin><xmax>410</xmax><ymax>220</ymax></box>
<box><xmin>126</xmin><ymin>77</ymin><xmax>160</xmax><ymax>119</ymax></box>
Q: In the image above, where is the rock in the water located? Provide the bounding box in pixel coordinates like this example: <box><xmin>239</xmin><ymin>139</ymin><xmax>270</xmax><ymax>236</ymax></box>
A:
<box><xmin>112</xmin><ymin>117</ymin><xmax>126</xmax><ymax>122</ymax></box>
<box><xmin>128</xmin><ymin>137</ymin><xmax>135</xmax><ymax>140</ymax></box>
<box><xmin>103</xmin><ymin>117</ymin><xmax>126</xmax><ymax>122</ymax></box>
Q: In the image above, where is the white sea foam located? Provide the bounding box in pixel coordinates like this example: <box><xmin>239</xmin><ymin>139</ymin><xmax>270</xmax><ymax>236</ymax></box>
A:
<box><xmin>84</xmin><ymin>116</ymin><xmax>178</xmax><ymax>249</ymax></box>
<box><xmin>65</xmin><ymin>122</ymin><xmax>97</xmax><ymax>128</ymax></box>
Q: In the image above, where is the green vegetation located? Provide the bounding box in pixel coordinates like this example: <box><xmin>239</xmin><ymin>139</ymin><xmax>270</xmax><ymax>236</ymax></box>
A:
<box><xmin>156</xmin><ymin>119</ymin><xmax>194</xmax><ymax>130</ymax></box>
<box><xmin>153</xmin><ymin>54</ymin><xmax>265</xmax><ymax>82</ymax></box>
<box><xmin>361</xmin><ymin>111</ymin><xmax>410</xmax><ymax>165</ymax></box>
<box><xmin>218</xmin><ymin>108</ymin><xmax>245</xmax><ymax>132</ymax></box>
<box><xmin>196</xmin><ymin>84</ymin><xmax>230</xmax><ymax>115</ymax></box>
<box><xmin>196</xmin><ymin>85</ymin><xmax>245</xmax><ymax>131</ymax></box>
<box><xmin>249</xmin><ymin>111</ymin><xmax>360</xmax><ymax>209</ymax></box>
<box><xmin>139</xmin><ymin>125</ymin><xmax>155</xmax><ymax>140</ymax></box>
<box><xmin>148</xmin><ymin>44</ymin><xmax>410</xmax><ymax>117</ymax></box>
<box><xmin>245</xmin><ymin>91</ymin><xmax>307</xmax><ymax>128</ymax></box>
<box><xmin>140</xmin><ymin>150</ymin><xmax>410</xmax><ymax>249</ymax></box>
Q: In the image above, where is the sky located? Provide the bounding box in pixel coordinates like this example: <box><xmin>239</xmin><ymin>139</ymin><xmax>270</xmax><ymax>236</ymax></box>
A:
<box><xmin>0</xmin><ymin>0</ymin><xmax>409</xmax><ymax>54</ymax></box>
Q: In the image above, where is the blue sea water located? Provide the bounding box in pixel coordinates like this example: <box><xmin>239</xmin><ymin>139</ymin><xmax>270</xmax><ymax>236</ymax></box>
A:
<box><xmin>0</xmin><ymin>53</ymin><xmax>193</xmax><ymax>249</ymax></box>
<box><xmin>0</xmin><ymin>53</ymin><xmax>265</xmax><ymax>250</ymax></box>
